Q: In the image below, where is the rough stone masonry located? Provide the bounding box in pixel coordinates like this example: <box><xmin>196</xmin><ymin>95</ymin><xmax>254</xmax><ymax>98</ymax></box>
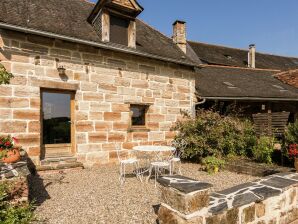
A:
<box><xmin>0</xmin><ymin>29</ymin><xmax>196</xmax><ymax>167</ymax></box>
<box><xmin>157</xmin><ymin>174</ymin><xmax>298</xmax><ymax>224</ymax></box>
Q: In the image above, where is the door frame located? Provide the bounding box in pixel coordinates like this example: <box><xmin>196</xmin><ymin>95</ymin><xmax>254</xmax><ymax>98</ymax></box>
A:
<box><xmin>40</xmin><ymin>88</ymin><xmax>76</xmax><ymax>159</ymax></box>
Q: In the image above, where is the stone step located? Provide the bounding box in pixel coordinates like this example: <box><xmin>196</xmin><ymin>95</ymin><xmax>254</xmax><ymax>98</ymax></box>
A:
<box><xmin>36</xmin><ymin>161</ymin><xmax>84</xmax><ymax>172</ymax></box>
<box><xmin>38</xmin><ymin>156</ymin><xmax>84</xmax><ymax>171</ymax></box>
<box><xmin>41</xmin><ymin>157</ymin><xmax>77</xmax><ymax>165</ymax></box>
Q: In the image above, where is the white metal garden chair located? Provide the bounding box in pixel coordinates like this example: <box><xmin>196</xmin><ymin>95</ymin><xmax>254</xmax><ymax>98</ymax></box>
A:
<box><xmin>170</xmin><ymin>139</ymin><xmax>187</xmax><ymax>175</ymax></box>
<box><xmin>115</xmin><ymin>144</ymin><xmax>142</xmax><ymax>185</ymax></box>
<box><xmin>147</xmin><ymin>143</ymin><xmax>172</xmax><ymax>187</ymax></box>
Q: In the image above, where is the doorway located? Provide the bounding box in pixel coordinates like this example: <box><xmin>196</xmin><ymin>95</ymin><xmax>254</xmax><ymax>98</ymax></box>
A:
<box><xmin>41</xmin><ymin>90</ymin><xmax>75</xmax><ymax>158</ymax></box>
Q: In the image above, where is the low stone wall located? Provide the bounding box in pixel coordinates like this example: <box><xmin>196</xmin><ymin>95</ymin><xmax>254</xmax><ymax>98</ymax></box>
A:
<box><xmin>0</xmin><ymin>160</ymin><xmax>31</xmax><ymax>203</ymax></box>
<box><xmin>157</xmin><ymin>173</ymin><xmax>298</xmax><ymax>224</ymax></box>
<box><xmin>225</xmin><ymin>158</ymin><xmax>293</xmax><ymax>177</ymax></box>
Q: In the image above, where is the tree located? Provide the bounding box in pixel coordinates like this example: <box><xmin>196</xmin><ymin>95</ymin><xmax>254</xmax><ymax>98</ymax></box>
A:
<box><xmin>0</xmin><ymin>63</ymin><xmax>13</xmax><ymax>85</ymax></box>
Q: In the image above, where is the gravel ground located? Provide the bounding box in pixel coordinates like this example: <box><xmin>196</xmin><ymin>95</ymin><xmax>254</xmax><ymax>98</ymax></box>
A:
<box><xmin>29</xmin><ymin>163</ymin><xmax>256</xmax><ymax>224</ymax></box>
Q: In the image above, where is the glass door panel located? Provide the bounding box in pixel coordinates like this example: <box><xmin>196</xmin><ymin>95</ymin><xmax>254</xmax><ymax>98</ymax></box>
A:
<box><xmin>42</xmin><ymin>91</ymin><xmax>72</xmax><ymax>152</ymax></box>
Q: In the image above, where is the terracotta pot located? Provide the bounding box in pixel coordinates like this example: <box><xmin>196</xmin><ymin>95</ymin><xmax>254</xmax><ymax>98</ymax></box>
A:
<box><xmin>294</xmin><ymin>158</ymin><xmax>298</xmax><ymax>172</ymax></box>
<box><xmin>2</xmin><ymin>149</ymin><xmax>21</xmax><ymax>163</ymax></box>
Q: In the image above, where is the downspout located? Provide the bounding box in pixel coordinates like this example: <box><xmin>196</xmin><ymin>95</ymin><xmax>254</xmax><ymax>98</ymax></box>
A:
<box><xmin>192</xmin><ymin>98</ymin><xmax>206</xmax><ymax>117</ymax></box>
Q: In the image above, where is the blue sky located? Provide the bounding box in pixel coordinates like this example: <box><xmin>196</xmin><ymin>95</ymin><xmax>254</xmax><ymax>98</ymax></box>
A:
<box><xmin>90</xmin><ymin>0</ymin><xmax>298</xmax><ymax>57</ymax></box>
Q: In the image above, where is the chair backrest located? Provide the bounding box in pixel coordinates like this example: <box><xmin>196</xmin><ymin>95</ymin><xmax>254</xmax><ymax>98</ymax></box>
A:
<box><xmin>171</xmin><ymin>139</ymin><xmax>187</xmax><ymax>158</ymax></box>
<box><xmin>115</xmin><ymin>143</ymin><xmax>122</xmax><ymax>162</ymax></box>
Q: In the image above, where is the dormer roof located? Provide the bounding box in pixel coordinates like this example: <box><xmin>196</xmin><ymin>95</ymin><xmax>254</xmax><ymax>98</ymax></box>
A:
<box><xmin>88</xmin><ymin>0</ymin><xmax>144</xmax><ymax>23</ymax></box>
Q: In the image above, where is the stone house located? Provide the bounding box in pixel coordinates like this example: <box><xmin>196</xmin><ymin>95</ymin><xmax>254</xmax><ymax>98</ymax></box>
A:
<box><xmin>0</xmin><ymin>0</ymin><xmax>197</xmax><ymax>167</ymax></box>
<box><xmin>1</xmin><ymin>0</ymin><xmax>297</xmax><ymax>169</ymax></box>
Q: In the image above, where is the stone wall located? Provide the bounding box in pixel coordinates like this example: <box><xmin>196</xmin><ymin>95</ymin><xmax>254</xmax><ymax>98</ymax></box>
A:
<box><xmin>157</xmin><ymin>173</ymin><xmax>298</xmax><ymax>224</ymax></box>
<box><xmin>0</xmin><ymin>29</ymin><xmax>196</xmax><ymax>166</ymax></box>
<box><xmin>0</xmin><ymin>160</ymin><xmax>31</xmax><ymax>203</ymax></box>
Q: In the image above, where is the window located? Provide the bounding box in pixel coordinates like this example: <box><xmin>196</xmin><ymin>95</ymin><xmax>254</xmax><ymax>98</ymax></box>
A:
<box><xmin>130</xmin><ymin>105</ymin><xmax>148</xmax><ymax>127</ymax></box>
<box><xmin>110</xmin><ymin>15</ymin><xmax>129</xmax><ymax>46</ymax></box>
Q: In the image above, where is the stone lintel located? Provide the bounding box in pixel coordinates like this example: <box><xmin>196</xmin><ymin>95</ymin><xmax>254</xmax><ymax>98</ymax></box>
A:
<box><xmin>32</xmin><ymin>79</ymin><xmax>79</xmax><ymax>91</ymax></box>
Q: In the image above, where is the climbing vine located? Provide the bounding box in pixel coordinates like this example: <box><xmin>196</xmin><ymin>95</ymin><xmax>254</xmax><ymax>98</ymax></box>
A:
<box><xmin>0</xmin><ymin>63</ymin><xmax>13</xmax><ymax>85</ymax></box>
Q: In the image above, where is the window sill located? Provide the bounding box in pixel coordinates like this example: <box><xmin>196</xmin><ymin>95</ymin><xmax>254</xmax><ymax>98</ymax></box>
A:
<box><xmin>128</xmin><ymin>127</ymin><xmax>150</xmax><ymax>133</ymax></box>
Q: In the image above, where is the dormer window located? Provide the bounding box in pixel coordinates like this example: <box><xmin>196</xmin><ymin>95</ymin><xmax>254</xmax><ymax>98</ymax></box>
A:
<box><xmin>88</xmin><ymin>0</ymin><xmax>143</xmax><ymax>49</ymax></box>
<box><xmin>110</xmin><ymin>15</ymin><xmax>129</xmax><ymax>46</ymax></box>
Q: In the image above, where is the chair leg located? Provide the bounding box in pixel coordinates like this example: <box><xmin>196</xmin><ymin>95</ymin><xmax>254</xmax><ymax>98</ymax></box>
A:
<box><xmin>147</xmin><ymin>165</ymin><xmax>153</xmax><ymax>183</ymax></box>
<box><xmin>171</xmin><ymin>161</ymin><xmax>174</xmax><ymax>175</ymax></box>
<box><xmin>135</xmin><ymin>161</ymin><xmax>143</xmax><ymax>182</ymax></box>
<box><xmin>119</xmin><ymin>163</ymin><xmax>124</xmax><ymax>185</ymax></box>
<box><xmin>178</xmin><ymin>161</ymin><xmax>182</xmax><ymax>175</ymax></box>
<box><xmin>154</xmin><ymin>166</ymin><xmax>158</xmax><ymax>188</ymax></box>
<box><xmin>123</xmin><ymin>163</ymin><xmax>126</xmax><ymax>184</ymax></box>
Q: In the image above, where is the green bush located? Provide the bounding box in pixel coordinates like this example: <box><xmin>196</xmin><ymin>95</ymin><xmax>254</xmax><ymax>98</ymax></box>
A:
<box><xmin>202</xmin><ymin>156</ymin><xmax>225</xmax><ymax>174</ymax></box>
<box><xmin>0</xmin><ymin>182</ymin><xmax>34</xmax><ymax>224</ymax></box>
<box><xmin>172</xmin><ymin>110</ymin><xmax>257</xmax><ymax>160</ymax></box>
<box><xmin>285</xmin><ymin>119</ymin><xmax>298</xmax><ymax>146</ymax></box>
<box><xmin>252</xmin><ymin>136</ymin><xmax>275</xmax><ymax>164</ymax></box>
<box><xmin>0</xmin><ymin>64</ymin><xmax>13</xmax><ymax>85</ymax></box>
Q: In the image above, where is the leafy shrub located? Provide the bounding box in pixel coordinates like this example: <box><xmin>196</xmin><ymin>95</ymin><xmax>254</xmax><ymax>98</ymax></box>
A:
<box><xmin>0</xmin><ymin>64</ymin><xmax>13</xmax><ymax>85</ymax></box>
<box><xmin>252</xmin><ymin>136</ymin><xmax>275</xmax><ymax>164</ymax></box>
<box><xmin>172</xmin><ymin>109</ymin><xmax>257</xmax><ymax>160</ymax></box>
<box><xmin>202</xmin><ymin>156</ymin><xmax>225</xmax><ymax>174</ymax></box>
<box><xmin>285</xmin><ymin>119</ymin><xmax>298</xmax><ymax>146</ymax></box>
<box><xmin>0</xmin><ymin>182</ymin><xmax>34</xmax><ymax>224</ymax></box>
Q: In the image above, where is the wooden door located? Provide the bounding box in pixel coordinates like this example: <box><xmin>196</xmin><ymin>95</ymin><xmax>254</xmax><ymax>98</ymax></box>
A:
<box><xmin>41</xmin><ymin>90</ymin><xmax>75</xmax><ymax>158</ymax></box>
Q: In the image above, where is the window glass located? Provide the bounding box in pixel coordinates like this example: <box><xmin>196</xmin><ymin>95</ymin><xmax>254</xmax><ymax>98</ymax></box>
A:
<box><xmin>130</xmin><ymin>105</ymin><xmax>147</xmax><ymax>126</ymax></box>
<box><xmin>42</xmin><ymin>92</ymin><xmax>71</xmax><ymax>144</ymax></box>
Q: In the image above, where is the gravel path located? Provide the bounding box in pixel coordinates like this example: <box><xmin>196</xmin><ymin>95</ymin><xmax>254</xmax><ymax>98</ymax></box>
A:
<box><xmin>29</xmin><ymin>163</ymin><xmax>256</xmax><ymax>224</ymax></box>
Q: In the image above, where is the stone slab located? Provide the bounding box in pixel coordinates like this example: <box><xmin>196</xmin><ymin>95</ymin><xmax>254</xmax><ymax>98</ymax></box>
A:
<box><xmin>158</xmin><ymin>175</ymin><xmax>213</xmax><ymax>194</ymax></box>
<box><xmin>251</xmin><ymin>186</ymin><xmax>281</xmax><ymax>200</ymax></box>
<box><xmin>209</xmin><ymin>201</ymin><xmax>228</xmax><ymax>215</ymax></box>
<box><xmin>232</xmin><ymin>192</ymin><xmax>260</xmax><ymax>207</ymax></box>
<box><xmin>217</xmin><ymin>182</ymin><xmax>255</xmax><ymax>195</ymax></box>
<box><xmin>260</xmin><ymin>177</ymin><xmax>298</xmax><ymax>190</ymax></box>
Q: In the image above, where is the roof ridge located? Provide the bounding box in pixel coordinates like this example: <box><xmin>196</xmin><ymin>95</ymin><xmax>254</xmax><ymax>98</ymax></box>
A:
<box><xmin>200</xmin><ymin>64</ymin><xmax>281</xmax><ymax>72</ymax></box>
<box><xmin>188</xmin><ymin>40</ymin><xmax>248</xmax><ymax>52</ymax></box>
<box><xmin>188</xmin><ymin>40</ymin><xmax>298</xmax><ymax>60</ymax></box>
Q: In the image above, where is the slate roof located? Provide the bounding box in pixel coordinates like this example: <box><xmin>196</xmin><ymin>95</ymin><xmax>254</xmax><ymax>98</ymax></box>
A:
<box><xmin>188</xmin><ymin>41</ymin><xmax>298</xmax><ymax>71</ymax></box>
<box><xmin>0</xmin><ymin>0</ymin><xmax>193</xmax><ymax>66</ymax></box>
<box><xmin>196</xmin><ymin>67</ymin><xmax>298</xmax><ymax>100</ymax></box>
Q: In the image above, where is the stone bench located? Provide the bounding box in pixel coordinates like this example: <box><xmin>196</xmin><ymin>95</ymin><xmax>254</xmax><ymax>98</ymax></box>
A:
<box><xmin>157</xmin><ymin>173</ymin><xmax>298</xmax><ymax>224</ymax></box>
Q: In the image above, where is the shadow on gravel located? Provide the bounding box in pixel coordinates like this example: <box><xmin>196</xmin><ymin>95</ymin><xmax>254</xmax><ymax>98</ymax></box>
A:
<box><xmin>28</xmin><ymin>174</ymin><xmax>51</xmax><ymax>206</ymax></box>
<box><xmin>26</xmin><ymin>157</ymin><xmax>51</xmax><ymax>206</ymax></box>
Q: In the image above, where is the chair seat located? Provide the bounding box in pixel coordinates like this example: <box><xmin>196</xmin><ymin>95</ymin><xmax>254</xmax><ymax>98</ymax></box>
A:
<box><xmin>170</xmin><ymin>157</ymin><xmax>181</xmax><ymax>162</ymax></box>
<box><xmin>120</xmin><ymin>158</ymin><xmax>138</xmax><ymax>164</ymax></box>
<box><xmin>151</xmin><ymin>161</ymin><xmax>170</xmax><ymax>167</ymax></box>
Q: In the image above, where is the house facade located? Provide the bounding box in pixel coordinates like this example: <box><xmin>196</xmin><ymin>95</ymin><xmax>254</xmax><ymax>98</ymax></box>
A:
<box><xmin>0</xmin><ymin>0</ymin><xmax>197</xmax><ymax>167</ymax></box>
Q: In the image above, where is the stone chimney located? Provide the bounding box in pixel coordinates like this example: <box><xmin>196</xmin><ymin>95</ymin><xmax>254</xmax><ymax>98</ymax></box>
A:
<box><xmin>248</xmin><ymin>44</ymin><xmax>256</xmax><ymax>68</ymax></box>
<box><xmin>173</xmin><ymin>20</ymin><xmax>187</xmax><ymax>54</ymax></box>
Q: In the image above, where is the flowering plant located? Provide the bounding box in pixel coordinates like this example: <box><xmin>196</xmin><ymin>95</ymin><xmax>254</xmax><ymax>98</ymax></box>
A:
<box><xmin>0</xmin><ymin>135</ymin><xmax>20</xmax><ymax>160</ymax></box>
<box><xmin>288</xmin><ymin>144</ymin><xmax>298</xmax><ymax>158</ymax></box>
